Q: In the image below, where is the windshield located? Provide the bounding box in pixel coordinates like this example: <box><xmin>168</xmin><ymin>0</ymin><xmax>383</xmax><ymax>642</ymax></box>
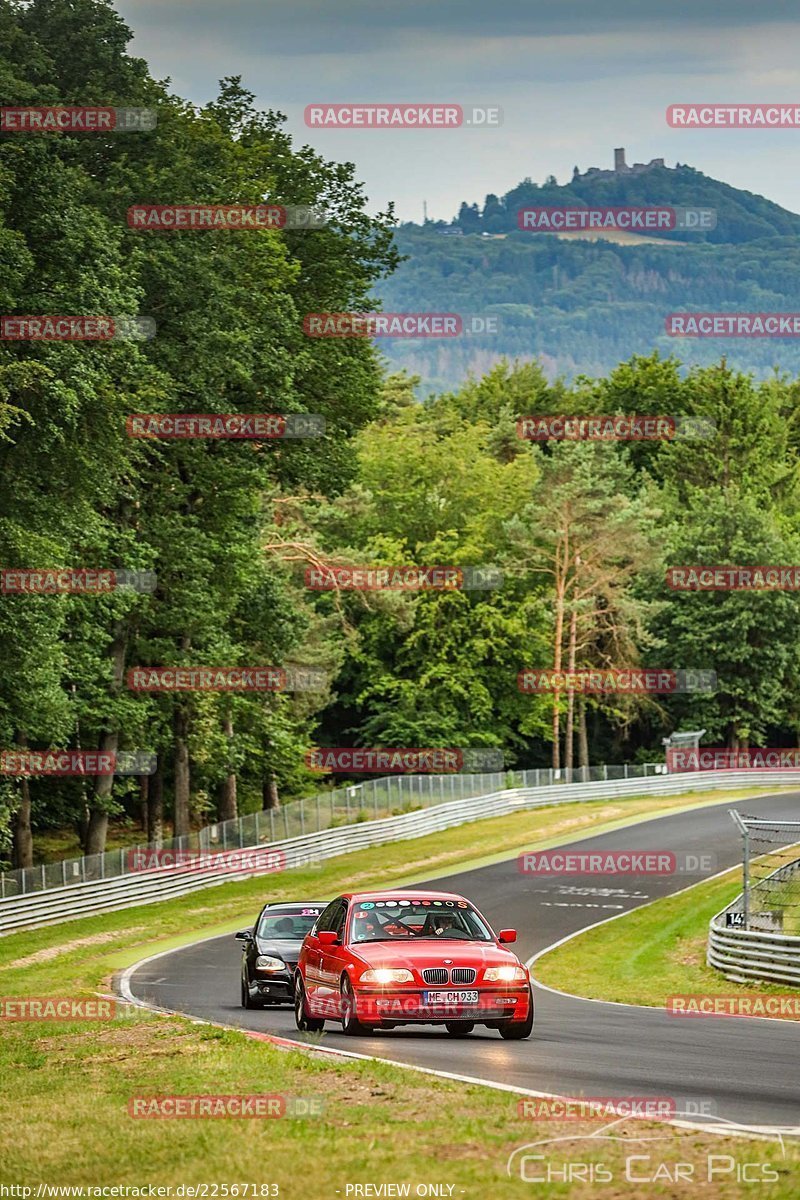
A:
<box><xmin>257</xmin><ymin>907</ymin><xmax>324</xmax><ymax>939</ymax></box>
<box><xmin>349</xmin><ymin>898</ymin><xmax>493</xmax><ymax>943</ymax></box>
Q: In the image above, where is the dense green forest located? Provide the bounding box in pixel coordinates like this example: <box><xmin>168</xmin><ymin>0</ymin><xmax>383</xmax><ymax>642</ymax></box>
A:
<box><xmin>3</xmin><ymin>0</ymin><xmax>800</xmax><ymax>871</ymax></box>
<box><xmin>376</xmin><ymin>167</ymin><xmax>800</xmax><ymax>388</ymax></box>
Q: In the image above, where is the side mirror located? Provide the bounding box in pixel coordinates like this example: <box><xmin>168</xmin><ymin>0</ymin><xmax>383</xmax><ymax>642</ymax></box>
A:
<box><xmin>498</xmin><ymin>929</ymin><xmax>517</xmax><ymax>944</ymax></box>
<box><xmin>235</xmin><ymin>929</ymin><xmax>253</xmax><ymax>941</ymax></box>
<box><xmin>318</xmin><ymin>930</ymin><xmax>339</xmax><ymax>946</ymax></box>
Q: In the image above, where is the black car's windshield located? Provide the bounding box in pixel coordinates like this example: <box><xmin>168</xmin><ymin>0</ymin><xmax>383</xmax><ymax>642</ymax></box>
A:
<box><xmin>257</xmin><ymin>907</ymin><xmax>324</xmax><ymax>939</ymax></box>
<box><xmin>350</xmin><ymin>899</ymin><xmax>493</xmax><ymax>943</ymax></box>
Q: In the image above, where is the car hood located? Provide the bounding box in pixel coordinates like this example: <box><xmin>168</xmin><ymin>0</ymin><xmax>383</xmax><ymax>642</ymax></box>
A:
<box><xmin>347</xmin><ymin>939</ymin><xmax>522</xmax><ymax>971</ymax></box>
<box><xmin>255</xmin><ymin>937</ymin><xmax>303</xmax><ymax>961</ymax></box>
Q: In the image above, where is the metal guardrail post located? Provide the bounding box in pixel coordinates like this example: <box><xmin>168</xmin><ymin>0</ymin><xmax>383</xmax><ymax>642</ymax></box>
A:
<box><xmin>729</xmin><ymin>809</ymin><xmax>750</xmax><ymax>930</ymax></box>
<box><xmin>743</xmin><ymin>826</ymin><xmax>750</xmax><ymax>930</ymax></box>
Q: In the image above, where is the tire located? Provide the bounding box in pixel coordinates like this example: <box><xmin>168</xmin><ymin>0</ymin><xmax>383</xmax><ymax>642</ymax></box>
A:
<box><xmin>294</xmin><ymin>975</ymin><xmax>324</xmax><ymax>1033</ymax></box>
<box><xmin>340</xmin><ymin>975</ymin><xmax>373</xmax><ymax>1036</ymax></box>
<box><xmin>445</xmin><ymin>1021</ymin><xmax>475</xmax><ymax>1037</ymax></box>
<box><xmin>241</xmin><ymin>970</ymin><xmax>260</xmax><ymax>1010</ymax></box>
<box><xmin>498</xmin><ymin>989</ymin><xmax>534</xmax><ymax>1040</ymax></box>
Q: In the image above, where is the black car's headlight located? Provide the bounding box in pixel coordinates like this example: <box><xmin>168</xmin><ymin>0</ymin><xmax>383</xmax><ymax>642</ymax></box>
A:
<box><xmin>255</xmin><ymin>956</ymin><xmax>286</xmax><ymax>972</ymax></box>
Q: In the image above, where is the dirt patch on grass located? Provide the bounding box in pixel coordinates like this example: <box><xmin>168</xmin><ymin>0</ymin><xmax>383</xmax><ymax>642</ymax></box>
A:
<box><xmin>539</xmin><ymin>806</ymin><xmax>623</xmax><ymax>835</ymax></box>
<box><xmin>669</xmin><ymin>935</ymin><xmax>707</xmax><ymax>968</ymax></box>
<box><xmin>36</xmin><ymin>1021</ymin><xmax>205</xmax><ymax>1066</ymax></box>
<box><xmin>5</xmin><ymin>929</ymin><xmax>147</xmax><ymax>969</ymax></box>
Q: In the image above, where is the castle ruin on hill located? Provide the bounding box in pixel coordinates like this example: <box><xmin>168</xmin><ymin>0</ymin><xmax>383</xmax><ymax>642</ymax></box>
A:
<box><xmin>581</xmin><ymin>147</ymin><xmax>667</xmax><ymax>181</ymax></box>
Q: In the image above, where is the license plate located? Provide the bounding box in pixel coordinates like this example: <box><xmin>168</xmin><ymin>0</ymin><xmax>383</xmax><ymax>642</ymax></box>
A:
<box><xmin>423</xmin><ymin>990</ymin><xmax>479</xmax><ymax>1004</ymax></box>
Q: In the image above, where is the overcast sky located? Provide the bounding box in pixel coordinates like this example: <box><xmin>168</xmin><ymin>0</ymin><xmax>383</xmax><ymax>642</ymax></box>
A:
<box><xmin>116</xmin><ymin>0</ymin><xmax>800</xmax><ymax>222</ymax></box>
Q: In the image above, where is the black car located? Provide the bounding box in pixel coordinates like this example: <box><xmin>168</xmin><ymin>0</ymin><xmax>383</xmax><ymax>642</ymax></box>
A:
<box><xmin>236</xmin><ymin>901</ymin><xmax>327</xmax><ymax>1008</ymax></box>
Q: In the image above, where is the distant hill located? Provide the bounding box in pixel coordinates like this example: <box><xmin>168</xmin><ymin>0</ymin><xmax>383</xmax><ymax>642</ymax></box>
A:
<box><xmin>449</xmin><ymin>157</ymin><xmax>800</xmax><ymax>244</ymax></box>
<box><xmin>375</xmin><ymin>156</ymin><xmax>800</xmax><ymax>389</ymax></box>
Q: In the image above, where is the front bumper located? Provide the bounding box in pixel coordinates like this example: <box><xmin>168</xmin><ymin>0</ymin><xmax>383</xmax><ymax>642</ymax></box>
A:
<box><xmin>353</xmin><ymin>986</ymin><xmax>531</xmax><ymax>1024</ymax></box>
<box><xmin>251</xmin><ymin>970</ymin><xmax>294</xmax><ymax>1004</ymax></box>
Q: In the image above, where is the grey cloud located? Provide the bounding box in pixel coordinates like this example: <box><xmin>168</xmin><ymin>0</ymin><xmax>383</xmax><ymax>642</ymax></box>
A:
<box><xmin>120</xmin><ymin>0</ymin><xmax>800</xmax><ymax>57</ymax></box>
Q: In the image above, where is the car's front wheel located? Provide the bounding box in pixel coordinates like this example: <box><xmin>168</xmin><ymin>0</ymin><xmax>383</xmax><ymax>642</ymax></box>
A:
<box><xmin>241</xmin><ymin>970</ymin><xmax>259</xmax><ymax>1009</ymax></box>
<box><xmin>294</xmin><ymin>976</ymin><xmax>324</xmax><ymax>1033</ymax></box>
<box><xmin>340</xmin><ymin>975</ymin><xmax>373</xmax><ymax>1036</ymax></box>
<box><xmin>498</xmin><ymin>988</ymin><xmax>534</xmax><ymax>1040</ymax></box>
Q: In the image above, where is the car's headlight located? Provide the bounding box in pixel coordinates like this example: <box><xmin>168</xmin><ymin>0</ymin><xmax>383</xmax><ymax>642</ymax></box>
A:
<box><xmin>360</xmin><ymin>968</ymin><xmax>414</xmax><ymax>985</ymax></box>
<box><xmin>484</xmin><ymin>965</ymin><xmax>527</xmax><ymax>982</ymax></box>
<box><xmin>255</xmin><ymin>955</ymin><xmax>286</xmax><ymax>972</ymax></box>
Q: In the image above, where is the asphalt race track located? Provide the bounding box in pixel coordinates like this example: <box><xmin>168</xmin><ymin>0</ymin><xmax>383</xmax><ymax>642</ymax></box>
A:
<box><xmin>123</xmin><ymin>793</ymin><xmax>800</xmax><ymax>1130</ymax></box>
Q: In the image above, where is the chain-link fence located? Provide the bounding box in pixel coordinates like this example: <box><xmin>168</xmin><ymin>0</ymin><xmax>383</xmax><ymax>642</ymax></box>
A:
<box><xmin>729</xmin><ymin>812</ymin><xmax>800</xmax><ymax>933</ymax></box>
<box><xmin>0</xmin><ymin>761</ymin><xmax>667</xmax><ymax>899</ymax></box>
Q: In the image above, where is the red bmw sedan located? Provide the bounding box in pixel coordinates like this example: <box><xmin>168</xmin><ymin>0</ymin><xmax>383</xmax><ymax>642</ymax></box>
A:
<box><xmin>294</xmin><ymin>889</ymin><xmax>534</xmax><ymax>1038</ymax></box>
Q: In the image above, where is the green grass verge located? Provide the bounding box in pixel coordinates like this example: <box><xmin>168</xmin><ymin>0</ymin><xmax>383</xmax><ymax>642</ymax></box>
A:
<box><xmin>2</xmin><ymin>786</ymin><xmax>799</xmax><ymax>1197</ymax></box>
<box><xmin>534</xmin><ymin>868</ymin><xmax>800</xmax><ymax>1011</ymax></box>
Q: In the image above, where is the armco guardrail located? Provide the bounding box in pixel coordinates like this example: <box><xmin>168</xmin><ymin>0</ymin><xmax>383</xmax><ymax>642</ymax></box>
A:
<box><xmin>0</xmin><ymin>769</ymin><xmax>508</xmax><ymax>897</ymax></box>
<box><xmin>3</xmin><ymin>768</ymin><xmax>800</xmax><ymax>935</ymax></box>
<box><xmin>0</xmin><ymin>762</ymin><xmax>668</xmax><ymax>898</ymax></box>
<box><xmin>708</xmin><ymin>855</ymin><xmax>800</xmax><ymax>987</ymax></box>
<box><xmin>707</xmin><ymin>921</ymin><xmax>800</xmax><ymax>987</ymax></box>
